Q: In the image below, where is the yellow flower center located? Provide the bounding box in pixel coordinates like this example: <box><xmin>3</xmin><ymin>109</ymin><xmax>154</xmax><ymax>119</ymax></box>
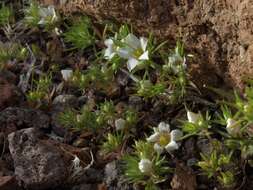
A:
<box><xmin>133</xmin><ymin>48</ymin><xmax>143</xmax><ymax>58</ymax></box>
<box><xmin>159</xmin><ymin>134</ymin><xmax>170</xmax><ymax>147</ymax></box>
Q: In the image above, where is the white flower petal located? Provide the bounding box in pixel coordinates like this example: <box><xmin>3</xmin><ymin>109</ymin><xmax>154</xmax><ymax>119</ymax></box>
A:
<box><xmin>115</xmin><ymin>118</ymin><xmax>126</xmax><ymax>131</ymax></box>
<box><xmin>154</xmin><ymin>143</ymin><xmax>164</xmax><ymax>154</ymax></box>
<box><xmin>139</xmin><ymin>51</ymin><xmax>149</xmax><ymax>60</ymax></box>
<box><xmin>165</xmin><ymin>141</ymin><xmax>179</xmax><ymax>152</ymax></box>
<box><xmin>124</xmin><ymin>34</ymin><xmax>141</xmax><ymax>50</ymax></box>
<box><xmin>104</xmin><ymin>47</ymin><xmax>115</xmax><ymax>60</ymax></box>
<box><xmin>158</xmin><ymin>122</ymin><xmax>170</xmax><ymax>133</ymax></box>
<box><xmin>147</xmin><ymin>132</ymin><xmax>160</xmax><ymax>142</ymax></box>
<box><xmin>117</xmin><ymin>48</ymin><xmax>131</xmax><ymax>59</ymax></box>
<box><xmin>170</xmin><ymin>129</ymin><xmax>183</xmax><ymax>141</ymax></box>
<box><xmin>138</xmin><ymin>158</ymin><xmax>152</xmax><ymax>174</ymax></box>
<box><xmin>61</xmin><ymin>69</ymin><xmax>73</xmax><ymax>81</ymax></box>
<box><xmin>187</xmin><ymin>111</ymin><xmax>201</xmax><ymax>124</ymax></box>
<box><xmin>226</xmin><ymin>118</ymin><xmax>240</xmax><ymax>136</ymax></box>
<box><xmin>38</xmin><ymin>19</ymin><xmax>46</xmax><ymax>25</ymax></box>
<box><xmin>104</xmin><ymin>39</ymin><xmax>114</xmax><ymax>47</ymax></box>
<box><xmin>127</xmin><ymin>58</ymin><xmax>139</xmax><ymax>71</ymax></box>
<box><xmin>140</xmin><ymin>37</ymin><xmax>148</xmax><ymax>51</ymax></box>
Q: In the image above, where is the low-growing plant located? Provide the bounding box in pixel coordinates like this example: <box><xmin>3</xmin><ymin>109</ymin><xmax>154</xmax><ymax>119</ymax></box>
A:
<box><xmin>0</xmin><ymin>42</ymin><xmax>28</xmax><ymax>70</ymax></box>
<box><xmin>136</xmin><ymin>80</ymin><xmax>166</xmax><ymax>99</ymax></box>
<box><xmin>160</xmin><ymin>42</ymin><xmax>189</xmax><ymax>104</ymax></box>
<box><xmin>69</xmin><ymin>65</ymin><xmax>114</xmax><ymax>92</ymax></box>
<box><xmin>26</xmin><ymin>73</ymin><xmax>53</xmax><ymax>107</ymax></box>
<box><xmin>58</xmin><ymin>106</ymin><xmax>100</xmax><ymax>131</ymax></box>
<box><xmin>182</xmin><ymin>111</ymin><xmax>212</xmax><ymax>137</ymax></box>
<box><xmin>96</xmin><ymin>100</ymin><xmax>116</xmax><ymax>125</ymax></box>
<box><xmin>24</xmin><ymin>2</ymin><xmax>58</xmax><ymax>30</ymax></box>
<box><xmin>123</xmin><ymin>140</ymin><xmax>170</xmax><ymax>190</ymax></box>
<box><xmin>102</xmin><ymin>132</ymin><xmax>125</xmax><ymax>154</ymax></box>
<box><xmin>198</xmin><ymin>149</ymin><xmax>235</xmax><ymax>188</ymax></box>
<box><xmin>0</xmin><ymin>3</ymin><xmax>14</xmax><ymax>26</ymax></box>
<box><xmin>63</xmin><ymin>16</ymin><xmax>95</xmax><ymax>50</ymax></box>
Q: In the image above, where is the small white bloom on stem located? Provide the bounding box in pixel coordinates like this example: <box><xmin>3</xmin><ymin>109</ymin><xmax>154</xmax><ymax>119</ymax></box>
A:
<box><xmin>226</xmin><ymin>118</ymin><xmax>240</xmax><ymax>136</ymax></box>
<box><xmin>115</xmin><ymin>118</ymin><xmax>126</xmax><ymax>131</ymax></box>
<box><xmin>187</xmin><ymin>111</ymin><xmax>201</xmax><ymax>124</ymax></box>
<box><xmin>61</xmin><ymin>69</ymin><xmax>73</xmax><ymax>81</ymax></box>
<box><xmin>147</xmin><ymin>122</ymin><xmax>183</xmax><ymax>154</ymax></box>
<box><xmin>138</xmin><ymin>158</ymin><xmax>152</xmax><ymax>174</ymax></box>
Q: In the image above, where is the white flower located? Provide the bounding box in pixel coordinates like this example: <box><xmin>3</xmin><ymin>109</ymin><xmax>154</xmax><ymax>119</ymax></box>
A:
<box><xmin>104</xmin><ymin>39</ymin><xmax>117</xmax><ymax>60</ymax></box>
<box><xmin>187</xmin><ymin>111</ymin><xmax>201</xmax><ymax>124</ymax></box>
<box><xmin>115</xmin><ymin>118</ymin><xmax>126</xmax><ymax>131</ymax></box>
<box><xmin>38</xmin><ymin>6</ymin><xmax>58</xmax><ymax>25</ymax></box>
<box><xmin>147</xmin><ymin>122</ymin><xmax>183</xmax><ymax>154</ymax></box>
<box><xmin>120</xmin><ymin>34</ymin><xmax>149</xmax><ymax>72</ymax></box>
<box><xmin>138</xmin><ymin>158</ymin><xmax>152</xmax><ymax>174</ymax></box>
<box><xmin>226</xmin><ymin>118</ymin><xmax>240</xmax><ymax>136</ymax></box>
<box><xmin>61</xmin><ymin>69</ymin><xmax>73</xmax><ymax>81</ymax></box>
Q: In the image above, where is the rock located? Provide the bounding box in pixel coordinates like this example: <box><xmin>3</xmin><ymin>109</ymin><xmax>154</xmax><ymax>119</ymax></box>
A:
<box><xmin>71</xmin><ymin>167</ymin><xmax>103</xmax><ymax>186</ymax></box>
<box><xmin>196</xmin><ymin>138</ymin><xmax>212</xmax><ymax>155</ymax></box>
<box><xmin>170</xmin><ymin>162</ymin><xmax>197</xmax><ymax>190</ymax></box>
<box><xmin>71</xmin><ymin>183</ymin><xmax>97</xmax><ymax>190</ymax></box>
<box><xmin>0</xmin><ymin>159</ymin><xmax>14</xmax><ymax>176</ymax></box>
<box><xmin>0</xmin><ymin>107</ymin><xmax>50</xmax><ymax>134</ymax></box>
<box><xmin>8</xmin><ymin>128</ymin><xmax>69</xmax><ymax>190</ymax></box>
<box><xmin>104</xmin><ymin>161</ymin><xmax>133</xmax><ymax>190</ymax></box>
<box><xmin>0</xmin><ymin>176</ymin><xmax>20</xmax><ymax>190</ymax></box>
<box><xmin>52</xmin><ymin>94</ymin><xmax>78</xmax><ymax>107</ymax></box>
<box><xmin>41</xmin><ymin>0</ymin><xmax>253</xmax><ymax>90</ymax></box>
<box><xmin>128</xmin><ymin>96</ymin><xmax>143</xmax><ymax>111</ymax></box>
<box><xmin>0</xmin><ymin>76</ymin><xmax>22</xmax><ymax>111</ymax></box>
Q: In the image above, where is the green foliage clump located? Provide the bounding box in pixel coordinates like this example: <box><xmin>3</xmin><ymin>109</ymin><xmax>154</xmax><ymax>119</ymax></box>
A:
<box><xmin>58</xmin><ymin>106</ymin><xmax>100</xmax><ymax>131</ymax></box>
<box><xmin>0</xmin><ymin>42</ymin><xmax>28</xmax><ymax>70</ymax></box>
<box><xmin>0</xmin><ymin>4</ymin><xmax>14</xmax><ymax>25</ymax></box>
<box><xmin>123</xmin><ymin>141</ymin><xmax>170</xmax><ymax>190</ymax></box>
<box><xmin>102</xmin><ymin>132</ymin><xmax>125</xmax><ymax>154</ymax></box>
<box><xmin>26</xmin><ymin>73</ymin><xmax>53</xmax><ymax>107</ymax></box>
<box><xmin>63</xmin><ymin>16</ymin><xmax>95</xmax><ymax>50</ymax></box>
<box><xmin>24</xmin><ymin>2</ymin><xmax>58</xmax><ymax>30</ymax></box>
<box><xmin>198</xmin><ymin>149</ymin><xmax>235</xmax><ymax>188</ymax></box>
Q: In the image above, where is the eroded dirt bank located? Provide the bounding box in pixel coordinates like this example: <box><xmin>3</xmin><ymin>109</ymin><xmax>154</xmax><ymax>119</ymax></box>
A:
<box><xmin>41</xmin><ymin>0</ymin><xmax>253</xmax><ymax>90</ymax></box>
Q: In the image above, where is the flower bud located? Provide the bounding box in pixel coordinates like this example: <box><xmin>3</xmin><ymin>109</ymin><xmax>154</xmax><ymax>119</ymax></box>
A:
<box><xmin>138</xmin><ymin>158</ymin><xmax>152</xmax><ymax>174</ymax></box>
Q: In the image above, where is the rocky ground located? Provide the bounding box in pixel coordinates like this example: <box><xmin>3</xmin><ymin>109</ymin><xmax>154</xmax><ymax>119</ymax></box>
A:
<box><xmin>1</xmin><ymin>1</ymin><xmax>253</xmax><ymax>190</ymax></box>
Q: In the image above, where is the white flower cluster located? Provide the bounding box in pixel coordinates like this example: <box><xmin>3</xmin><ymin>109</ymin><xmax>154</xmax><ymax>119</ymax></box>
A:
<box><xmin>104</xmin><ymin>34</ymin><xmax>149</xmax><ymax>72</ymax></box>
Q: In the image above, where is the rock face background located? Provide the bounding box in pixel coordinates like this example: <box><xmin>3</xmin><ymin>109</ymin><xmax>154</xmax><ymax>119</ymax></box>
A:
<box><xmin>42</xmin><ymin>0</ymin><xmax>253</xmax><ymax>90</ymax></box>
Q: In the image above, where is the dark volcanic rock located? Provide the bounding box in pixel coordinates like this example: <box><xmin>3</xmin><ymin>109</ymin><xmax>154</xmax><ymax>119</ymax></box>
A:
<box><xmin>0</xmin><ymin>107</ymin><xmax>50</xmax><ymax>134</ymax></box>
<box><xmin>0</xmin><ymin>76</ymin><xmax>22</xmax><ymax>111</ymax></box>
<box><xmin>8</xmin><ymin>128</ymin><xmax>69</xmax><ymax>190</ymax></box>
<box><xmin>104</xmin><ymin>161</ymin><xmax>134</xmax><ymax>190</ymax></box>
<box><xmin>0</xmin><ymin>176</ymin><xmax>20</xmax><ymax>190</ymax></box>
